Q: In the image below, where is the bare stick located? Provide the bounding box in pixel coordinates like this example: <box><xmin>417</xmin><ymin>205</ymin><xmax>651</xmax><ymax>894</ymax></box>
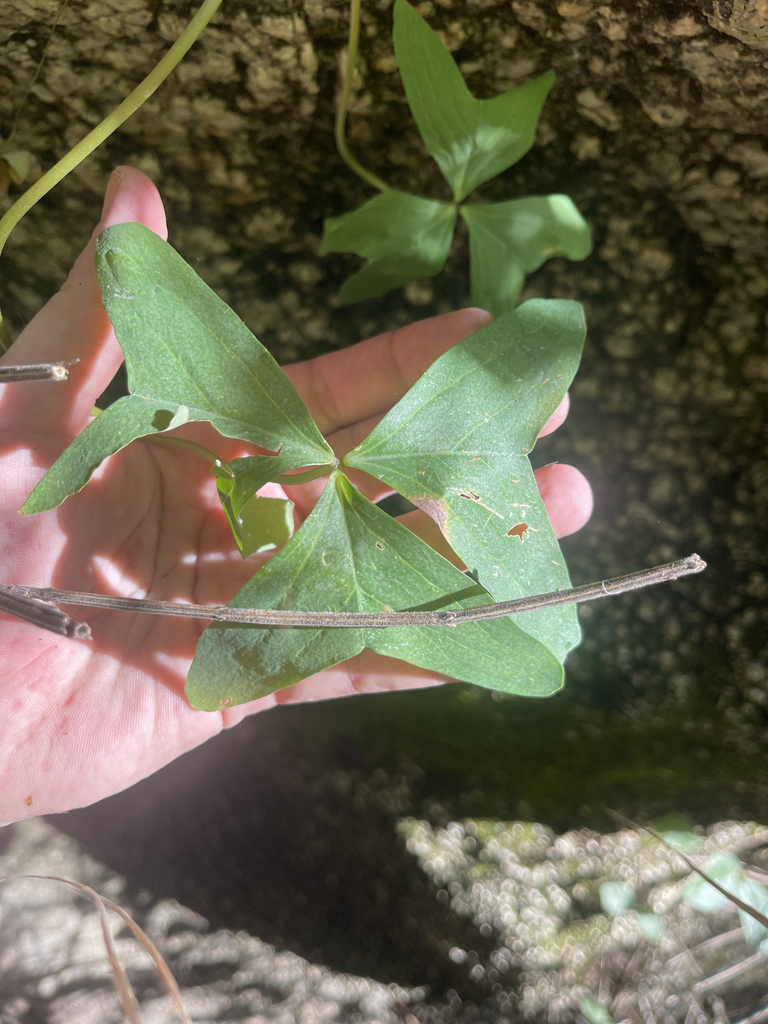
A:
<box><xmin>0</xmin><ymin>588</ymin><xmax>91</xmax><ymax>639</ymax></box>
<box><xmin>0</xmin><ymin>554</ymin><xmax>705</xmax><ymax>634</ymax></box>
<box><xmin>0</xmin><ymin>362</ymin><xmax>72</xmax><ymax>382</ymax></box>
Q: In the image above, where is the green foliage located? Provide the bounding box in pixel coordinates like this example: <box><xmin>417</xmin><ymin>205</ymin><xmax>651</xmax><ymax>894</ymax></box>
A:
<box><xmin>344</xmin><ymin>299</ymin><xmax>585</xmax><ymax>660</ymax></box>
<box><xmin>461</xmin><ymin>196</ymin><xmax>592</xmax><ymax>318</ymax></box>
<box><xmin>186</xmin><ymin>471</ymin><xmax>565</xmax><ymax>710</ymax></box>
<box><xmin>321</xmin><ymin>191</ymin><xmax>455</xmax><ymax>303</ymax></box>
<box><xmin>599</xmin><ymin>881</ymin><xmax>635</xmax><ymax>917</ymax></box>
<box><xmin>22</xmin><ymin>223</ymin><xmax>335</xmax><ymax>514</ymax></box>
<box><xmin>653</xmin><ymin>813</ymin><xmax>704</xmax><ymax>854</ymax></box>
<box><xmin>635</xmin><ymin>912</ymin><xmax>665</xmax><ymax>945</ymax></box>
<box><xmin>685</xmin><ymin>853</ymin><xmax>768</xmax><ymax>947</ymax></box>
<box><xmin>322</xmin><ymin>0</ymin><xmax>592</xmax><ymax>317</ymax></box>
<box><xmin>578</xmin><ymin>998</ymin><xmax>618</xmax><ymax>1024</ymax></box>
<box><xmin>392</xmin><ymin>0</ymin><xmax>554</xmax><ymax>203</ymax></box>
<box><xmin>24</xmin><ymin>226</ymin><xmax>586</xmax><ymax>708</ymax></box>
<box><xmin>600</xmin><ymin>878</ymin><xmax>666</xmax><ymax>947</ymax></box>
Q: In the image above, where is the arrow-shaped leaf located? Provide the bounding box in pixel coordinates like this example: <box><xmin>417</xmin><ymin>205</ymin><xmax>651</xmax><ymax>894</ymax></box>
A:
<box><xmin>321</xmin><ymin>190</ymin><xmax>456</xmax><ymax>303</ymax></box>
<box><xmin>393</xmin><ymin>0</ymin><xmax>554</xmax><ymax>202</ymax></box>
<box><xmin>23</xmin><ymin>223</ymin><xmax>334</xmax><ymax>513</ymax></box>
<box><xmin>186</xmin><ymin>470</ymin><xmax>564</xmax><ymax>710</ymax></box>
<box><xmin>461</xmin><ymin>196</ymin><xmax>592</xmax><ymax>317</ymax></box>
<box><xmin>344</xmin><ymin>300</ymin><xmax>586</xmax><ymax>661</ymax></box>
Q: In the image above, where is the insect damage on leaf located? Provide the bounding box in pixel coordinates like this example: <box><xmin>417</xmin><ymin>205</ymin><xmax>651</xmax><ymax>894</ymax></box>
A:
<box><xmin>507</xmin><ymin>523</ymin><xmax>529</xmax><ymax>540</ymax></box>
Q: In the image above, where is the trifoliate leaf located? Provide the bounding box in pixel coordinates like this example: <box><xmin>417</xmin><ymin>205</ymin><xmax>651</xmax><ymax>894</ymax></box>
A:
<box><xmin>186</xmin><ymin>471</ymin><xmax>564</xmax><ymax>710</ymax></box>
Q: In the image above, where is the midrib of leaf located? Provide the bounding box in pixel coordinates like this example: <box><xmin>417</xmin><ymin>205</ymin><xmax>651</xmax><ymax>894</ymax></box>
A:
<box><xmin>131</xmin><ymin>283</ymin><xmax>328</xmax><ymax>457</ymax></box>
<box><xmin>350</xmin><ymin>502</ymin><xmax>444</xmax><ymax>605</ymax></box>
<box><xmin>379</xmin><ymin>201</ymin><xmax>454</xmax><ymax>255</ymax></box>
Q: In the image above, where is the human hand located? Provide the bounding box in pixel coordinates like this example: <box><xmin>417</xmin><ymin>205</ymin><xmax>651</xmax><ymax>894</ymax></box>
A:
<box><xmin>0</xmin><ymin>167</ymin><xmax>592</xmax><ymax>825</ymax></box>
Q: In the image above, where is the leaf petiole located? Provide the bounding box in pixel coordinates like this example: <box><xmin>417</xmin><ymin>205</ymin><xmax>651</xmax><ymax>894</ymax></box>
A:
<box><xmin>0</xmin><ymin>0</ymin><xmax>222</xmax><ymax>268</ymax></box>
<box><xmin>335</xmin><ymin>0</ymin><xmax>391</xmax><ymax>193</ymax></box>
<box><xmin>144</xmin><ymin>434</ymin><xmax>234</xmax><ymax>476</ymax></box>
<box><xmin>272</xmin><ymin>464</ymin><xmax>338</xmax><ymax>486</ymax></box>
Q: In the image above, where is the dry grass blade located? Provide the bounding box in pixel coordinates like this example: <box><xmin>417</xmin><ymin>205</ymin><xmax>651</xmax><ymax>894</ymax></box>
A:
<box><xmin>0</xmin><ymin>874</ymin><xmax>192</xmax><ymax>1024</ymax></box>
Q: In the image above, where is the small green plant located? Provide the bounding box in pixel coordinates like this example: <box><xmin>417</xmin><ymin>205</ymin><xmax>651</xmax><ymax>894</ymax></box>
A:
<box><xmin>321</xmin><ymin>0</ymin><xmax>592</xmax><ymax>316</ymax></box>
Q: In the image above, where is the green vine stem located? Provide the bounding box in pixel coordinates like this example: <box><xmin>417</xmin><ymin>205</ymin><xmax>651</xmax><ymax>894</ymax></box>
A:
<box><xmin>0</xmin><ymin>0</ymin><xmax>223</xmax><ymax>341</ymax></box>
<box><xmin>334</xmin><ymin>0</ymin><xmax>391</xmax><ymax>193</ymax></box>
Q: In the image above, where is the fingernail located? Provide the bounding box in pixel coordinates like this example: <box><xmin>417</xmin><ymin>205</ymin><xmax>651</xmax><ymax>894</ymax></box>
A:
<box><xmin>101</xmin><ymin>166</ymin><xmax>127</xmax><ymax>221</ymax></box>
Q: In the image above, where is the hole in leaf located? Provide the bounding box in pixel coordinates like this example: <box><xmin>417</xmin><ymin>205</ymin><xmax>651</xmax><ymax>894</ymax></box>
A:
<box><xmin>152</xmin><ymin>409</ymin><xmax>175</xmax><ymax>431</ymax></box>
<box><xmin>507</xmin><ymin>523</ymin><xmax>529</xmax><ymax>540</ymax></box>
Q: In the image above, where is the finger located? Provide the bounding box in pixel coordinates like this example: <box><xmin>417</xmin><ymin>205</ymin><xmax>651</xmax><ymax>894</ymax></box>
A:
<box><xmin>533</xmin><ymin>463</ymin><xmax>593</xmax><ymax>538</ymax></box>
<box><xmin>221</xmin><ymin>649</ymin><xmax>448</xmax><ymax>726</ymax></box>
<box><xmin>288</xmin><ymin>462</ymin><xmax>590</xmax><ymax>576</ymax></box>
<box><xmin>538</xmin><ymin>393</ymin><xmax>569</xmax><ymax>438</ymax></box>
<box><xmin>310</xmin><ymin>390</ymin><xmax>574</xmax><ymax>508</ymax></box>
<box><xmin>284</xmin><ymin>308</ymin><xmax>493</xmax><ymax>435</ymax></box>
<box><xmin>0</xmin><ymin>166</ymin><xmax>167</xmax><ymax>436</ymax></box>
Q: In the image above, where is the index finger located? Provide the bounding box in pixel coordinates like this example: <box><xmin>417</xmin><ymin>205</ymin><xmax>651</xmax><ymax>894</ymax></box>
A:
<box><xmin>0</xmin><ymin>167</ymin><xmax>167</xmax><ymax>438</ymax></box>
<box><xmin>284</xmin><ymin>307</ymin><xmax>494</xmax><ymax>436</ymax></box>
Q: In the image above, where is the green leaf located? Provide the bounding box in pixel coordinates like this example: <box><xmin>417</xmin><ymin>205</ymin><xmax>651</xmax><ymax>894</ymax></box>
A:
<box><xmin>344</xmin><ymin>300</ymin><xmax>586</xmax><ymax>661</ymax></box>
<box><xmin>635</xmin><ymin>912</ymin><xmax>665</xmax><ymax>945</ymax></box>
<box><xmin>684</xmin><ymin>854</ymin><xmax>744</xmax><ymax>913</ymax></box>
<box><xmin>321</xmin><ymin>191</ymin><xmax>456</xmax><ymax>303</ymax></box>
<box><xmin>22</xmin><ymin>395</ymin><xmax>186</xmax><ymax>514</ymax></box>
<box><xmin>578</xmin><ymin>998</ymin><xmax>617</xmax><ymax>1024</ymax></box>
<box><xmin>217</xmin><ymin>482</ymin><xmax>295</xmax><ymax>557</ymax></box>
<box><xmin>653</xmin><ymin>814</ymin><xmax>703</xmax><ymax>854</ymax></box>
<box><xmin>213</xmin><ymin>452</ymin><xmax>299</xmax><ymax>556</ymax></box>
<box><xmin>186</xmin><ymin>471</ymin><xmax>564</xmax><ymax>710</ymax></box>
<box><xmin>23</xmin><ymin>223</ymin><xmax>333</xmax><ymax>513</ymax></box>
<box><xmin>735</xmin><ymin>879</ymin><xmax>768</xmax><ymax>947</ymax></box>
<box><xmin>461</xmin><ymin>196</ymin><xmax>592</xmax><ymax>317</ymax></box>
<box><xmin>393</xmin><ymin>0</ymin><xmax>554</xmax><ymax>201</ymax></box>
<box><xmin>599</xmin><ymin>881</ymin><xmax>635</xmax><ymax>917</ymax></box>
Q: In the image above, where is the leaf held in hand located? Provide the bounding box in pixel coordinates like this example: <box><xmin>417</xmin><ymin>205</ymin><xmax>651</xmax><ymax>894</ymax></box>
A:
<box><xmin>321</xmin><ymin>190</ymin><xmax>456</xmax><ymax>303</ymax></box>
<box><xmin>393</xmin><ymin>0</ymin><xmax>554</xmax><ymax>201</ymax></box>
<box><xmin>344</xmin><ymin>299</ymin><xmax>586</xmax><ymax>662</ymax></box>
<box><xmin>23</xmin><ymin>223</ymin><xmax>334</xmax><ymax>514</ymax></box>
<box><xmin>186</xmin><ymin>471</ymin><xmax>564</xmax><ymax>710</ymax></box>
<box><xmin>461</xmin><ymin>196</ymin><xmax>592</xmax><ymax>317</ymax></box>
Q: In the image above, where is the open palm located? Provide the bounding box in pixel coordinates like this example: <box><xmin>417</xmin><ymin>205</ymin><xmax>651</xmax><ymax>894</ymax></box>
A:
<box><xmin>0</xmin><ymin>168</ymin><xmax>592</xmax><ymax>825</ymax></box>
